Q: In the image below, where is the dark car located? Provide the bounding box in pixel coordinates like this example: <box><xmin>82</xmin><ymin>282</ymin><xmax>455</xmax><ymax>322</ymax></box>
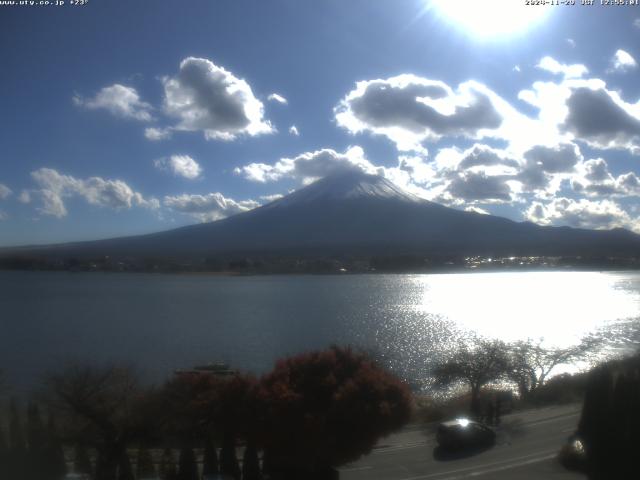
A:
<box><xmin>436</xmin><ymin>418</ymin><xmax>496</xmax><ymax>450</ymax></box>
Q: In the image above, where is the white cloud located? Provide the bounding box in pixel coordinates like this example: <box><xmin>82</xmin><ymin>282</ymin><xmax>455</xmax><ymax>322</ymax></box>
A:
<box><xmin>29</xmin><ymin>168</ymin><xmax>158</xmax><ymax>218</ymax></box>
<box><xmin>537</xmin><ymin>56</ymin><xmax>588</xmax><ymax>79</ymax></box>
<box><xmin>610</xmin><ymin>49</ymin><xmax>638</xmax><ymax>73</ymax></box>
<box><xmin>144</xmin><ymin>127</ymin><xmax>172</xmax><ymax>141</ymax></box>
<box><xmin>446</xmin><ymin>171</ymin><xmax>514</xmax><ymax>203</ymax></box>
<box><xmin>0</xmin><ymin>183</ymin><xmax>11</xmax><ymax>199</ymax></box>
<box><xmin>423</xmin><ymin>139</ymin><xmax>640</xmax><ymax>209</ymax></box>
<box><xmin>571</xmin><ymin>158</ymin><xmax>640</xmax><ymax>198</ymax></box>
<box><xmin>267</xmin><ymin>93</ymin><xmax>288</xmax><ymax>105</ymax></box>
<box><xmin>289</xmin><ymin>125</ymin><xmax>300</xmax><ymax>136</ymax></box>
<box><xmin>525</xmin><ymin>197</ymin><xmax>637</xmax><ymax>231</ymax></box>
<box><xmin>438</xmin><ymin>144</ymin><xmax>519</xmax><ymax>173</ymax></box>
<box><xmin>234</xmin><ymin>140</ymin><xmax>580</xmax><ymax>210</ymax></box>
<box><xmin>617</xmin><ymin>172</ymin><xmax>640</xmax><ymax>192</ymax></box>
<box><xmin>428</xmin><ymin>144</ymin><xmax>521</xmax><ymax>204</ymax></box>
<box><xmin>523</xmin><ymin>143</ymin><xmax>582</xmax><ymax>174</ymax></box>
<box><xmin>516</xmin><ymin>143</ymin><xmax>582</xmax><ymax>193</ymax></box>
<box><xmin>338</xmin><ymin>68</ymin><xmax>640</xmax><ymax>164</ymax></box>
<box><xmin>429</xmin><ymin>143</ymin><xmax>585</xmax><ymax>205</ymax></box>
<box><xmin>564</xmin><ymin>84</ymin><xmax>640</xmax><ymax>151</ymax></box>
<box><xmin>235</xmin><ymin>146</ymin><xmax>380</xmax><ymax>183</ymax></box>
<box><xmin>154</xmin><ymin>155</ymin><xmax>202</xmax><ymax>180</ymax></box>
<box><xmin>230</xmin><ymin>124</ymin><xmax>640</xmax><ymax>226</ymax></box>
<box><xmin>567</xmin><ymin>38</ymin><xmax>576</xmax><ymax>48</ymax></box>
<box><xmin>259</xmin><ymin>193</ymin><xmax>284</xmax><ymax>202</ymax></box>
<box><xmin>73</xmin><ymin>84</ymin><xmax>153</xmax><ymax>121</ymax></box>
<box><xmin>582</xmin><ymin>158</ymin><xmax>611</xmax><ymax>183</ymax></box>
<box><xmin>335</xmin><ymin>74</ymin><xmax>505</xmax><ymax>152</ymax></box>
<box><xmin>18</xmin><ymin>190</ymin><xmax>31</xmax><ymax>203</ymax></box>
<box><xmin>163</xmin><ymin>192</ymin><xmax>259</xmax><ymax>222</ymax></box>
<box><xmin>520</xmin><ymin>77</ymin><xmax>640</xmax><ymax>153</ymax></box>
<box><xmin>0</xmin><ymin>183</ymin><xmax>11</xmax><ymax>220</ymax></box>
<box><xmin>37</xmin><ymin>189</ymin><xmax>68</xmax><ymax>218</ymax></box>
<box><xmin>162</xmin><ymin>57</ymin><xmax>273</xmax><ymax>140</ymax></box>
<box><xmin>395</xmin><ymin>155</ymin><xmax>437</xmax><ymax>185</ymax></box>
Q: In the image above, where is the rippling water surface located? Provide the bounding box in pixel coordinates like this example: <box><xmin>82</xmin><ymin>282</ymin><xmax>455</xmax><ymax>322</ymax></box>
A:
<box><xmin>1</xmin><ymin>270</ymin><xmax>639</xmax><ymax>391</ymax></box>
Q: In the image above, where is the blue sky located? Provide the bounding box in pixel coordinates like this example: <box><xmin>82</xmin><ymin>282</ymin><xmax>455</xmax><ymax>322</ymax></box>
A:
<box><xmin>1</xmin><ymin>0</ymin><xmax>640</xmax><ymax>246</ymax></box>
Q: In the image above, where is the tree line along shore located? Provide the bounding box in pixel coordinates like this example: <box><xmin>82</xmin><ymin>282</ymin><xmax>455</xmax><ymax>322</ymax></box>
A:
<box><xmin>2</xmin><ymin>253</ymin><xmax>640</xmax><ymax>274</ymax></box>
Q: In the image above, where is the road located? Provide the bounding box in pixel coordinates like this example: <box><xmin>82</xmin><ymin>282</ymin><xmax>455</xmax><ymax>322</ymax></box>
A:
<box><xmin>340</xmin><ymin>404</ymin><xmax>586</xmax><ymax>480</ymax></box>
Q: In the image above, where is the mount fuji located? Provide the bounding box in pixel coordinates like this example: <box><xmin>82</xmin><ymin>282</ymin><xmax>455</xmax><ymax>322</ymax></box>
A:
<box><xmin>4</xmin><ymin>170</ymin><xmax>640</xmax><ymax>261</ymax></box>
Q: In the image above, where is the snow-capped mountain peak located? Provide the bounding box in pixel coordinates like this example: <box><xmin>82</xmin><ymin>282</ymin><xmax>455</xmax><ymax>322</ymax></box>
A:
<box><xmin>267</xmin><ymin>170</ymin><xmax>423</xmax><ymax>208</ymax></box>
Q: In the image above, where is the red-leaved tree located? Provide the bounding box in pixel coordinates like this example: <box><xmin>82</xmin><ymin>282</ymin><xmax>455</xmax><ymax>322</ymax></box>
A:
<box><xmin>160</xmin><ymin>372</ymin><xmax>258</xmax><ymax>444</ymax></box>
<box><xmin>256</xmin><ymin>346</ymin><xmax>413</xmax><ymax>475</ymax></box>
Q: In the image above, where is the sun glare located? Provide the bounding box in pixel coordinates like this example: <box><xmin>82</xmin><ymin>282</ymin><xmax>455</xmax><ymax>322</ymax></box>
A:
<box><xmin>429</xmin><ymin>0</ymin><xmax>552</xmax><ymax>39</ymax></box>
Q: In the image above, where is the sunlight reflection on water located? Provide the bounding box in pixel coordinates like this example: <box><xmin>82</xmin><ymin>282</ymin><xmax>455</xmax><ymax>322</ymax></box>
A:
<box><xmin>345</xmin><ymin>271</ymin><xmax>640</xmax><ymax>384</ymax></box>
<box><xmin>1</xmin><ymin>270</ymin><xmax>639</xmax><ymax>391</ymax></box>
<box><xmin>411</xmin><ymin>271</ymin><xmax>639</xmax><ymax>347</ymax></box>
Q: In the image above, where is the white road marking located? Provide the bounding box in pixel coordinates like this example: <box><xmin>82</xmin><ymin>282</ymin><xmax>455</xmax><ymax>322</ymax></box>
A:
<box><xmin>373</xmin><ymin>441</ymin><xmax>429</xmax><ymax>455</ymax></box>
<box><xmin>399</xmin><ymin>450</ymin><xmax>558</xmax><ymax>480</ymax></box>
<box><xmin>523</xmin><ymin>412</ymin><xmax>579</xmax><ymax>428</ymax></box>
<box><xmin>467</xmin><ymin>454</ymin><xmax>556</xmax><ymax>477</ymax></box>
<box><xmin>343</xmin><ymin>408</ymin><xmax>580</xmax><ymax>479</ymax></box>
<box><xmin>372</xmin><ymin>412</ymin><xmax>579</xmax><ymax>457</ymax></box>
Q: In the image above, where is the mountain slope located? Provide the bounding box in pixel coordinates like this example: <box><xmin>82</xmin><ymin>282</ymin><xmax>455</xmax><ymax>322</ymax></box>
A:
<box><xmin>4</xmin><ymin>170</ymin><xmax>640</xmax><ymax>259</ymax></box>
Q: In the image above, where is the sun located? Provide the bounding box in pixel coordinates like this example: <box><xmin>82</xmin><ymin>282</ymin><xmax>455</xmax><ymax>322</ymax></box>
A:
<box><xmin>428</xmin><ymin>0</ymin><xmax>552</xmax><ymax>39</ymax></box>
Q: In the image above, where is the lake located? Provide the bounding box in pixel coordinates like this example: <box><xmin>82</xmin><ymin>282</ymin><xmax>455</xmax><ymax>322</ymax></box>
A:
<box><xmin>1</xmin><ymin>270</ymin><xmax>639</xmax><ymax>393</ymax></box>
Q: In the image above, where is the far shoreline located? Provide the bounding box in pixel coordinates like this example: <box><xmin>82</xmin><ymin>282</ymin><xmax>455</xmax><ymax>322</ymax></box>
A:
<box><xmin>2</xmin><ymin>265</ymin><xmax>640</xmax><ymax>277</ymax></box>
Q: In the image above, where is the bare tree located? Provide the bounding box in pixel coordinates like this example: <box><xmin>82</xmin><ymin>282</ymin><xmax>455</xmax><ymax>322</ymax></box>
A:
<box><xmin>507</xmin><ymin>338</ymin><xmax>596</xmax><ymax>399</ymax></box>
<box><xmin>432</xmin><ymin>337</ymin><xmax>510</xmax><ymax>417</ymax></box>
<box><xmin>45</xmin><ymin>364</ymin><xmax>152</xmax><ymax>480</ymax></box>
